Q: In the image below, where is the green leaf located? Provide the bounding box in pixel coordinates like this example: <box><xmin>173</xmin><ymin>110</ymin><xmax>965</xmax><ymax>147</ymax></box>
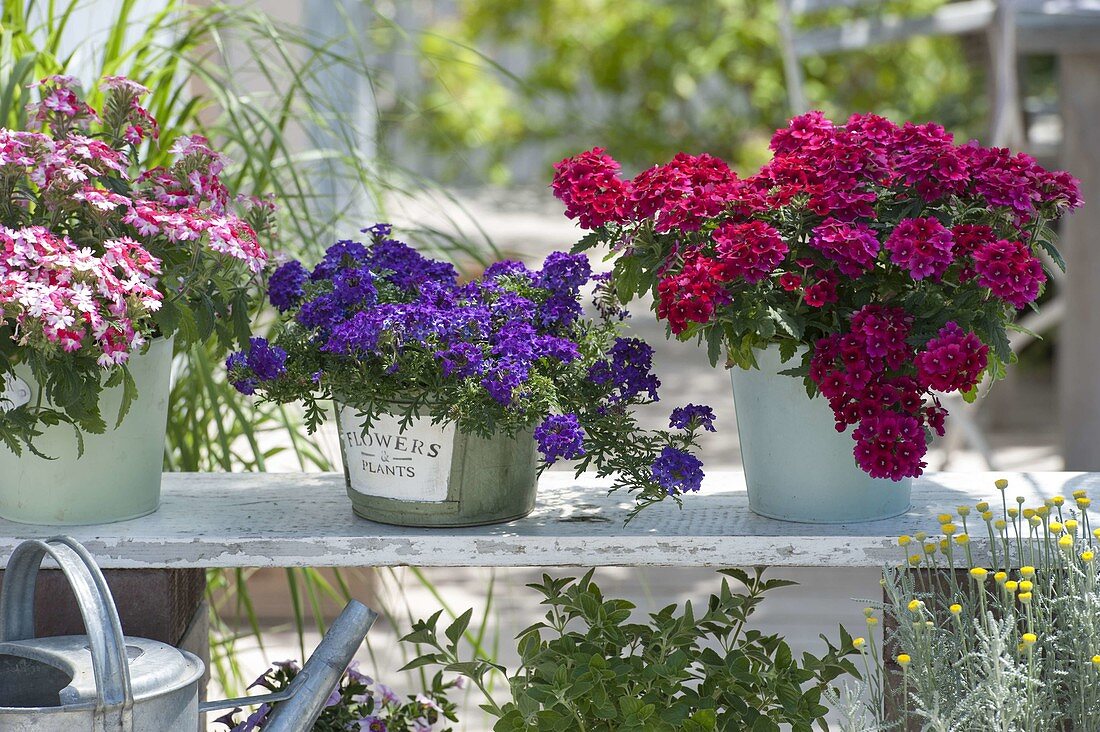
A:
<box><xmin>445</xmin><ymin>608</ymin><xmax>473</xmax><ymax>648</ymax></box>
<box><xmin>113</xmin><ymin>366</ymin><xmax>138</xmax><ymax>429</ymax></box>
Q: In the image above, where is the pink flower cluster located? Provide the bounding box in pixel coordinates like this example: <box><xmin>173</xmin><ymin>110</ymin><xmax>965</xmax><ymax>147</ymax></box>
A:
<box><xmin>884</xmin><ymin>217</ymin><xmax>954</xmax><ymax>280</ymax></box>
<box><xmin>0</xmin><ymin>227</ymin><xmax>161</xmax><ymax>365</ymax></box>
<box><xmin>1</xmin><ymin>76</ymin><xmax>269</xmax><ymax>368</ymax></box>
<box><xmin>810</xmin><ymin>311</ymin><xmax>989</xmax><ymax>480</ymax></box>
<box><xmin>914</xmin><ymin>322</ymin><xmax>989</xmax><ymax>393</ymax></box>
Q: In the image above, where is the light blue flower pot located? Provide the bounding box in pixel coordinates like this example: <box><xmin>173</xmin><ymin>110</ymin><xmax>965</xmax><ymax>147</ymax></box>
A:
<box><xmin>730</xmin><ymin>346</ymin><xmax>912</xmax><ymax>523</ymax></box>
<box><xmin>0</xmin><ymin>338</ymin><xmax>173</xmax><ymax>525</ymax></box>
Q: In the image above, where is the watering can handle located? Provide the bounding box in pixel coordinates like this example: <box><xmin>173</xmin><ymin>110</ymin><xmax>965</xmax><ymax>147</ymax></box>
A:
<box><xmin>0</xmin><ymin>536</ymin><xmax>133</xmax><ymax>730</ymax></box>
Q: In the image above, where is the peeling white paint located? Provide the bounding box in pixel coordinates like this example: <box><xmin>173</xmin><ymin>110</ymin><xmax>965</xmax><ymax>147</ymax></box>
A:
<box><xmin>0</xmin><ymin>471</ymin><xmax>1091</xmax><ymax>569</ymax></box>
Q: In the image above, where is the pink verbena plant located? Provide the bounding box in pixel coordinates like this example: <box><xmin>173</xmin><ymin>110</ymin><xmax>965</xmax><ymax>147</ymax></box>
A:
<box><xmin>0</xmin><ymin>76</ymin><xmax>271</xmax><ymax>453</ymax></box>
<box><xmin>552</xmin><ymin>112</ymin><xmax>1082</xmax><ymax>481</ymax></box>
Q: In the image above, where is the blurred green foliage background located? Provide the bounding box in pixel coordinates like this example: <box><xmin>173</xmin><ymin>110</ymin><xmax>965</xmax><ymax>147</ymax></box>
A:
<box><xmin>397</xmin><ymin>0</ymin><xmax>987</xmax><ymax>182</ymax></box>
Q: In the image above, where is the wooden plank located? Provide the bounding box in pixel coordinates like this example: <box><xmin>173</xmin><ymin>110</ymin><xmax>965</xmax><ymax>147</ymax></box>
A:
<box><xmin>1058</xmin><ymin>53</ymin><xmax>1100</xmax><ymax>468</ymax></box>
<box><xmin>0</xmin><ymin>472</ymin><xmax>1092</xmax><ymax>569</ymax></box>
<box><xmin>791</xmin><ymin>1</ymin><xmax>996</xmax><ymax>57</ymax></box>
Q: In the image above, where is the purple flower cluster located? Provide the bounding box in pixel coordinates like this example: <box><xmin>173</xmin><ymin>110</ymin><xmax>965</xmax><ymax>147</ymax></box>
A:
<box><xmin>651</xmin><ymin>446</ymin><xmax>705</xmax><ymax>494</ymax></box>
<box><xmin>268</xmin><ymin>260</ymin><xmax>308</xmax><ymax>311</ymax></box>
<box><xmin>226</xmin><ymin>337</ymin><xmax>287</xmax><ymax>394</ymax></box>
<box><xmin>669</xmin><ymin>404</ymin><xmax>717</xmax><ymax>432</ymax></box>
<box><xmin>588</xmin><ymin>338</ymin><xmax>661</xmax><ymax>403</ymax></box>
<box><xmin>534</xmin><ymin>413</ymin><xmax>586</xmax><ymax>462</ymax></box>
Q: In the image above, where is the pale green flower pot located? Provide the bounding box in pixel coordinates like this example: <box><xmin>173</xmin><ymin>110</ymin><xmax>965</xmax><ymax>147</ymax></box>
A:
<box><xmin>730</xmin><ymin>346</ymin><xmax>912</xmax><ymax>523</ymax></box>
<box><xmin>0</xmin><ymin>337</ymin><xmax>174</xmax><ymax>525</ymax></box>
<box><xmin>335</xmin><ymin>404</ymin><xmax>538</xmax><ymax>527</ymax></box>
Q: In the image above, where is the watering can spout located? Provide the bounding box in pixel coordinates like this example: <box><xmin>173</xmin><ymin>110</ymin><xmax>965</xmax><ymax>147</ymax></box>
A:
<box><xmin>199</xmin><ymin>599</ymin><xmax>378</xmax><ymax>730</ymax></box>
<box><xmin>261</xmin><ymin>600</ymin><xmax>378</xmax><ymax>732</ymax></box>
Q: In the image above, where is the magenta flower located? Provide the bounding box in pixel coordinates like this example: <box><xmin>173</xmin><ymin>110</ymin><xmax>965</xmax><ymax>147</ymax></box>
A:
<box><xmin>884</xmin><ymin>217</ymin><xmax>955</xmax><ymax>280</ymax></box>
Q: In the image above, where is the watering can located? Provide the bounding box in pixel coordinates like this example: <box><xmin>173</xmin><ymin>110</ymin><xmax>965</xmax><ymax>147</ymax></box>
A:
<box><xmin>0</xmin><ymin>536</ymin><xmax>378</xmax><ymax>731</ymax></box>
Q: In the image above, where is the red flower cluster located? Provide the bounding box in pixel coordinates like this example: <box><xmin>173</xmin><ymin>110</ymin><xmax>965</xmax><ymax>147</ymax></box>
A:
<box><xmin>656</xmin><ymin>253</ymin><xmax>729</xmax><ymax>335</ymax></box>
<box><xmin>550</xmin><ymin>147</ymin><xmax>629</xmax><ymax>230</ymax></box>
<box><xmin>553</xmin><ymin>110</ymin><xmax>1083</xmax><ymax>481</ymax></box>
<box><xmin>713</xmin><ymin>220</ymin><xmax>788</xmax><ymax>283</ymax></box>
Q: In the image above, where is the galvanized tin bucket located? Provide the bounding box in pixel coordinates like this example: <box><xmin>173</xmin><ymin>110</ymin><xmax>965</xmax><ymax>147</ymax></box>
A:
<box><xmin>0</xmin><ymin>537</ymin><xmax>379</xmax><ymax>732</ymax></box>
<box><xmin>335</xmin><ymin>403</ymin><xmax>538</xmax><ymax>527</ymax></box>
<box><xmin>730</xmin><ymin>345</ymin><xmax>912</xmax><ymax>523</ymax></box>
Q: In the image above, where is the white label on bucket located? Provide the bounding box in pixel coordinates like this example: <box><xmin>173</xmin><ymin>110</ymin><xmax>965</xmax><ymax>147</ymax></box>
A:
<box><xmin>0</xmin><ymin>374</ymin><xmax>30</xmax><ymax>412</ymax></box>
<box><xmin>339</xmin><ymin>406</ymin><xmax>455</xmax><ymax>502</ymax></box>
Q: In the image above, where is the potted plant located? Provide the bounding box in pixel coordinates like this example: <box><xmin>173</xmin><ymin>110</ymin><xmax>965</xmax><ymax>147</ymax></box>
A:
<box><xmin>214</xmin><ymin>661</ymin><xmax>460</xmax><ymax>731</ymax></box>
<box><xmin>402</xmin><ymin>568</ymin><xmax>860</xmax><ymax>731</ymax></box>
<box><xmin>227</xmin><ymin>224</ymin><xmax>711</xmax><ymax>526</ymax></box>
<box><xmin>836</xmin><ymin>481</ymin><xmax>1100</xmax><ymax>730</ymax></box>
<box><xmin>551</xmin><ymin>112</ymin><xmax>1082</xmax><ymax>522</ymax></box>
<box><xmin>0</xmin><ymin>76</ymin><xmax>269</xmax><ymax>525</ymax></box>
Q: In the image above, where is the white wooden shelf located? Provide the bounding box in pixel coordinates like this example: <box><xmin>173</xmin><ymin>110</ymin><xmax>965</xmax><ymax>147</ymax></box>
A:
<box><xmin>0</xmin><ymin>471</ymin><xmax>1092</xmax><ymax>569</ymax></box>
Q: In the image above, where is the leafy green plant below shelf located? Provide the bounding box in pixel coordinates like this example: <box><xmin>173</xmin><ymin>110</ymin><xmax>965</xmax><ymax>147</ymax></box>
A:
<box><xmin>401</xmin><ymin>567</ymin><xmax>860</xmax><ymax>732</ymax></box>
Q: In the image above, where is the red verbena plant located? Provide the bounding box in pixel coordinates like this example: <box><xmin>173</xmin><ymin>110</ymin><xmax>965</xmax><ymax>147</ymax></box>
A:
<box><xmin>552</xmin><ymin>112</ymin><xmax>1082</xmax><ymax>481</ymax></box>
<box><xmin>0</xmin><ymin>75</ymin><xmax>271</xmax><ymax>453</ymax></box>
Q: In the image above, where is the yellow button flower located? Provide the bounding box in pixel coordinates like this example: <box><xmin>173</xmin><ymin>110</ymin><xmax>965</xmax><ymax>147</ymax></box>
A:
<box><xmin>957</xmin><ymin>506</ymin><xmax>970</xmax><ymax>517</ymax></box>
<box><xmin>976</xmin><ymin>501</ymin><xmax>990</xmax><ymax>513</ymax></box>
<box><xmin>1052</xmin><ymin>495</ymin><xmax>1065</xmax><ymax>507</ymax></box>
<box><xmin>1037</xmin><ymin>506</ymin><xmax>1050</xmax><ymax>517</ymax></box>
<box><xmin>940</xmin><ymin>523</ymin><xmax>957</xmax><ymax>536</ymax></box>
<box><xmin>1083</xmin><ymin>551</ymin><xmax>1095</xmax><ymax>562</ymax></box>
<box><xmin>1059</xmin><ymin>534</ymin><xmax>1074</xmax><ymax>551</ymax></box>
<box><xmin>1020</xmin><ymin>566</ymin><xmax>1036</xmax><ymax>578</ymax></box>
<box><xmin>1094</xmin><ymin>528</ymin><xmax>1100</xmax><ymax>541</ymax></box>
<box><xmin>938</xmin><ymin>513</ymin><xmax>953</xmax><ymax>524</ymax></box>
<box><xmin>1005</xmin><ymin>580</ymin><xmax>1018</xmax><ymax>592</ymax></box>
<box><xmin>1023</xmin><ymin>508</ymin><xmax>1036</xmax><ymax>520</ymax></box>
<box><xmin>897</xmin><ymin>654</ymin><xmax>911</xmax><ymax>666</ymax></box>
<box><xmin>939</xmin><ymin>539</ymin><xmax>949</xmax><ymax>552</ymax></box>
<box><xmin>924</xmin><ymin>543</ymin><xmax>937</xmax><ymax>555</ymax></box>
<box><xmin>1022</xmin><ymin>632</ymin><xmax>1037</xmax><ymax>646</ymax></box>
<box><xmin>863</xmin><ymin>607</ymin><xmax>875</xmax><ymax>618</ymax></box>
<box><xmin>1049</xmin><ymin>521</ymin><xmax>1064</xmax><ymax>535</ymax></box>
<box><xmin>1019</xmin><ymin>580</ymin><xmax>1033</xmax><ymax>592</ymax></box>
<box><xmin>955</xmin><ymin>533</ymin><xmax>970</xmax><ymax>545</ymax></box>
<box><xmin>853</xmin><ymin>637</ymin><xmax>866</xmax><ymax>650</ymax></box>
<box><xmin>1073</xmin><ymin>489</ymin><xmax>1088</xmax><ymax>499</ymax></box>
<box><xmin>1008</xmin><ymin>508</ymin><xmax>1019</xmax><ymax>518</ymax></box>
<box><xmin>1078</xmin><ymin>497</ymin><xmax>1092</xmax><ymax>509</ymax></box>
<box><xmin>1092</xmin><ymin>655</ymin><xmax>1100</xmax><ymax>668</ymax></box>
<box><xmin>994</xmin><ymin>519</ymin><xmax>1007</xmax><ymax>531</ymax></box>
<box><xmin>1019</xmin><ymin>592</ymin><xmax>1033</xmax><ymax>603</ymax></box>
<box><xmin>898</xmin><ymin>535</ymin><xmax>912</xmax><ymax>547</ymax></box>
<box><xmin>970</xmin><ymin>567</ymin><xmax>989</xmax><ymax>582</ymax></box>
<box><xmin>995</xmin><ymin>478</ymin><xmax>1009</xmax><ymax>490</ymax></box>
<box><xmin>1029</xmin><ymin>516</ymin><xmax>1043</xmax><ymax>527</ymax></box>
<box><xmin>950</xmin><ymin>603</ymin><xmax>962</xmax><ymax>615</ymax></box>
<box><xmin>994</xmin><ymin>571</ymin><xmax>1007</xmax><ymax>584</ymax></box>
<box><xmin>866</xmin><ymin>616</ymin><xmax>879</xmax><ymax>626</ymax></box>
<box><xmin>1066</xmin><ymin>519</ymin><xmax>1079</xmax><ymax>533</ymax></box>
<box><xmin>915</xmin><ymin>531</ymin><xmax>928</xmax><ymax>542</ymax></box>
<box><xmin>981</xmin><ymin>510</ymin><xmax>994</xmax><ymax>521</ymax></box>
<box><xmin>908</xmin><ymin>599</ymin><xmax>923</xmax><ymax>613</ymax></box>
<box><xmin>908</xmin><ymin>554</ymin><xmax>922</xmax><ymax>566</ymax></box>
